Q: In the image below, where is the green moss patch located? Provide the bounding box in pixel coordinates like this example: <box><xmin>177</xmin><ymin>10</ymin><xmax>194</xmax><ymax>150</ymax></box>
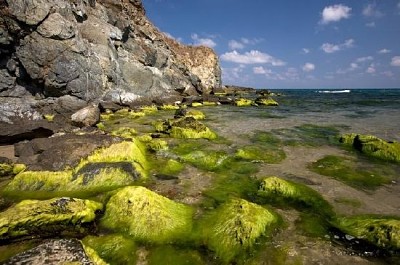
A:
<box><xmin>101</xmin><ymin>186</ymin><xmax>193</xmax><ymax>244</ymax></box>
<box><xmin>309</xmin><ymin>155</ymin><xmax>392</xmax><ymax>189</ymax></box>
<box><xmin>0</xmin><ymin>163</ymin><xmax>14</xmax><ymax>178</ymax></box>
<box><xmin>335</xmin><ymin>215</ymin><xmax>400</xmax><ymax>250</ymax></box>
<box><xmin>110</xmin><ymin>127</ymin><xmax>137</xmax><ymax>139</ymax></box>
<box><xmin>148</xmin><ymin>245</ymin><xmax>204</xmax><ymax>265</ymax></box>
<box><xmin>234</xmin><ymin>98</ymin><xmax>254</xmax><ymax>107</ymax></box>
<box><xmin>340</xmin><ymin>134</ymin><xmax>400</xmax><ymax>163</ymax></box>
<box><xmin>258</xmin><ymin>176</ymin><xmax>334</xmax><ymax>218</ymax></box>
<box><xmin>82</xmin><ymin>234</ymin><xmax>137</xmax><ymax>265</ymax></box>
<box><xmin>255</xmin><ymin>97</ymin><xmax>279</xmax><ymax>106</ymax></box>
<box><xmin>181</xmin><ymin>150</ymin><xmax>229</xmax><ymax>171</ymax></box>
<box><xmin>236</xmin><ymin>145</ymin><xmax>286</xmax><ymax>164</ymax></box>
<box><xmin>154</xmin><ymin>117</ymin><xmax>217</xmax><ymax>140</ymax></box>
<box><xmin>198</xmin><ymin>198</ymin><xmax>280</xmax><ymax>263</ymax></box>
<box><xmin>0</xmin><ymin>197</ymin><xmax>102</xmax><ymax>240</ymax></box>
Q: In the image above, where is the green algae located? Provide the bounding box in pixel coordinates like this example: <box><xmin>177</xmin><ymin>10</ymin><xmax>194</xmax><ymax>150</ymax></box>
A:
<box><xmin>154</xmin><ymin>117</ymin><xmax>217</xmax><ymax>140</ymax></box>
<box><xmin>181</xmin><ymin>150</ymin><xmax>229</xmax><ymax>171</ymax></box>
<box><xmin>0</xmin><ymin>197</ymin><xmax>103</xmax><ymax>240</ymax></box>
<box><xmin>202</xmin><ymin>101</ymin><xmax>218</xmax><ymax>106</ymax></box>
<box><xmin>101</xmin><ymin>186</ymin><xmax>193</xmax><ymax>244</ymax></box>
<box><xmin>198</xmin><ymin>198</ymin><xmax>280</xmax><ymax>263</ymax></box>
<box><xmin>159</xmin><ymin>104</ymin><xmax>180</xmax><ymax>110</ymax></box>
<box><xmin>148</xmin><ymin>245</ymin><xmax>204</xmax><ymax>265</ymax></box>
<box><xmin>334</xmin><ymin>197</ymin><xmax>363</xmax><ymax>208</ymax></box>
<box><xmin>82</xmin><ymin>234</ymin><xmax>137</xmax><ymax>265</ymax></box>
<box><xmin>309</xmin><ymin>155</ymin><xmax>392</xmax><ymax>189</ymax></box>
<box><xmin>258</xmin><ymin>176</ymin><xmax>334</xmax><ymax>218</ymax></box>
<box><xmin>236</xmin><ymin>145</ymin><xmax>286</xmax><ymax>164</ymax></box>
<box><xmin>340</xmin><ymin>133</ymin><xmax>400</xmax><ymax>163</ymax></box>
<box><xmin>140</xmin><ymin>105</ymin><xmax>158</xmax><ymax>114</ymax></box>
<box><xmin>295</xmin><ymin>212</ymin><xmax>330</xmax><ymax>238</ymax></box>
<box><xmin>191</xmin><ymin>102</ymin><xmax>203</xmax><ymax>107</ymax></box>
<box><xmin>43</xmin><ymin>114</ymin><xmax>55</xmax><ymax>122</ymax></box>
<box><xmin>0</xmin><ymin>241</ymin><xmax>37</xmax><ymax>263</ymax></box>
<box><xmin>185</xmin><ymin>109</ymin><xmax>206</xmax><ymax>120</ymax></box>
<box><xmin>335</xmin><ymin>215</ymin><xmax>400</xmax><ymax>250</ymax></box>
<box><xmin>234</xmin><ymin>98</ymin><xmax>254</xmax><ymax>107</ymax></box>
<box><xmin>110</xmin><ymin>127</ymin><xmax>137</xmax><ymax>139</ymax></box>
<box><xmin>0</xmin><ymin>163</ymin><xmax>14</xmax><ymax>177</ymax></box>
<box><xmin>152</xmin><ymin>159</ymin><xmax>185</xmax><ymax>177</ymax></box>
<box><xmin>81</xmin><ymin>244</ymin><xmax>109</xmax><ymax>265</ymax></box>
<box><xmin>255</xmin><ymin>97</ymin><xmax>279</xmax><ymax>106</ymax></box>
<box><xmin>138</xmin><ymin>135</ymin><xmax>169</xmax><ymax>151</ymax></box>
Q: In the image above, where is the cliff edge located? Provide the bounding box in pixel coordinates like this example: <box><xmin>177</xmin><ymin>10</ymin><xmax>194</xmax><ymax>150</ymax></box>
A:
<box><xmin>0</xmin><ymin>0</ymin><xmax>221</xmax><ymax>123</ymax></box>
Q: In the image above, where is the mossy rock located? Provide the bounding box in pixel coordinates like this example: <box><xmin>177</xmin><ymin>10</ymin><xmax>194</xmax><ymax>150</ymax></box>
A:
<box><xmin>198</xmin><ymin>198</ymin><xmax>280</xmax><ymax>263</ymax></box>
<box><xmin>140</xmin><ymin>105</ymin><xmax>158</xmax><ymax>114</ymax></box>
<box><xmin>0</xmin><ymin>197</ymin><xmax>103</xmax><ymax>240</ymax></box>
<box><xmin>258</xmin><ymin>176</ymin><xmax>334</xmax><ymax>217</ymax></box>
<box><xmin>234</xmin><ymin>98</ymin><xmax>254</xmax><ymax>107</ymax></box>
<box><xmin>154</xmin><ymin>117</ymin><xmax>217</xmax><ymax>140</ymax></box>
<box><xmin>110</xmin><ymin>127</ymin><xmax>137</xmax><ymax>139</ymax></box>
<box><xmin>181</xmin><ymin>150</ymin><xmax>229</xmax><ymax>171</ymax></box>
<box><xmin>156</xmin><ymin>159</ymin><xmax>185</xmax><ymax>176</ymax></box>
<box><xmin>186</xmin><ymin>110</ymin><xmax>206</xmax><ymax>120</ymax></box>
<box><xmin>340</xmin><ymin>133</ymin><xmax>400</xmax><ymax>163</ymax></box>
<box><xmin>159</xmin><ymin>104</ymin><xmax>180</xmax><ymax>110</ymax></box>
<box><xmin>255</xmin><ymin>97</ymin><xmax>279</xmax><ymax>106</ymax></box>
<box><xmin>148</xmin><ymin>245</ymin><xmax>204</xmax><ymax>265</ymax></box>
<box><xmin>43</xmin><ymin>114</ymin><xmax>55</xmax><ymax>122</ymax></box>
<box><xmin>82</xmin><ymin>234</ymin><xmax>137</xmax><ymax>265</ymax></box>
<box><xmin>191</xmin><ymin>102</ymin><xmax>203</xmax><ymax>107</ymax></box>
<box><xmin>202</xmin><ymin>101</ymin><xmax>218</xmax><ymax>106</ymax></box>
<box><xmin>336</xmin><ymin>215</ymin><xmax>400</xmax><ymax>250</ymax></box>
<box><xmin>235</xmin><ymin>145</ymin><xmax>286</xmax><ymax>164</ymax></box>
<box><xmin>0</xmin><ymin>163</ymin><xmax>14</xmax><ymax>178</ymax></box>
<box><xmin>101</xmin><ymin>186</ymin><xmax>193</xmax><ymax>244</ymax></box>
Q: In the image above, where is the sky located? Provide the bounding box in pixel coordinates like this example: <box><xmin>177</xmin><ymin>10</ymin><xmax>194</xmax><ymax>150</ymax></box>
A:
<box><xmin>143</xmin><ymin>0</ymin><xmax>400</xmax><ymax>89</ymax></box>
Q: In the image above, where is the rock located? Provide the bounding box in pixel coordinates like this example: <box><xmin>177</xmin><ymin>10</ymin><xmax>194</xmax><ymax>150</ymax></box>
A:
<box><xmin>340</xmin><ymin>133</ymin><xmax>400</xmax><ymax>163</ymax></box>
<box><xmin>199</xmin><ymin>198</ymin><xmax>280</xmax><ymax>263</ymax></box>
<box><xmin>234</xmin><ymin>98</ymin><xmax>254</xmax><ymax>107</ymax></box>
<box><xmin>0</xmin><ymin>197</ymin><xmax>103</xmax><ymax>241</ymax></box>
<box><xmin>0</xmin><ymin>120</ymin><xmax>56</xmax><ymax>145</ymax></box>
<box><xmin>181</xmin><ymin>150</ymin><xmax>229</xmax><ymax>171</ymax></box>
<box><xmin>0</xmin><ymin>97</ymin><xmax>43</xmax><ymax>124</ymax></box>
<box><xmin>336</xmin><ymin>216</ymin><xmax>400</xmax><ymax>250</ymax></box>
<box><xmin>71</xmin><ymin>104</ymin><xmax>101</xmax><ymax>127</ymax></box>
<box><xmin>0</xmin><ymin>157</ymin><xmax>14</xmax><ymax>177</ymax></box>
<box><xmin>37</xmin><ymin>13</ymin><xmax>76</xmax><ymax>40</ymax></box>
<box><xmin>255</xmin><ymin>97</ymin><xmax>279</xmax><ymax>106</ymax></box>
<box><xmin>154</xmin><ymin>117</ymin><xmax>217</xmax><ymax>140</ymax></box>
<box><xmin>6</xmin><ymin>0</ymin><xmax>51</xmax><ymax>26</ymax></box>
<box><xmin>235</xmin><ymin>145</ymin><xmax>286</xmax><ymax>163</ymax></box>
<box><xmin>2</xmin><ymin>238</ymin><xmax>103</xmax><ymax>265</ymax></box>
<box><xmin>258</xmin><ymin>176</ymin><xmax>334</xmax><ymax>217</ymax></box>
<box><xmin>101</xmin><ymin>186</ymin><xmax>193</xmax><ymax>244</ymax></box>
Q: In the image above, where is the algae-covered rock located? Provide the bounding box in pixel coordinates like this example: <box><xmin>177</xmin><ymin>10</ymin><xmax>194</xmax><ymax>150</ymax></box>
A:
<box><xmin>186</xmin><ymin>110</ymin><xmax>206</xmax><ymax>120</ymax></box>
<box><xmin>159</xmin><ymin>104</ymin><xmax>180</xmax><ymax>110</ymax></box>
<box><xmin>236</xmin><ymin>145</ymin><xmax>286</xmax><ymax>164</ymax></box>
<box><xmin>101</xmin><ymin>186</ymin><xmax>193</xmax><ymax>244</ymax></box>
<box><xmin>0</xmin><ymin>198</ymin><xmax>103</xmax><ymax>240</ymax></box>
<box><xmin>83</xmin><ymin>234</ymin><xmax>137</xmax><ymax>265</ymax></box>
<box><xmin>110</xmin><ymin>127</ymin><xmax>137</xmax><ymax>139</ymax></box>
<box><xmin>234</xmin><ymin>98</ymin><xmax>254</xmax><ymax>107</ymax></box>
<box><xmin>2</xmin><ymin>239</ymin><xmax>105</xmax><ymax>265</ymax></box>
<box><xmin>181</xmin><ymin>150</ymin><xmax>229</xmax><ymax>171</ymax></box>
<box><xmin>0</xmin><ymin>163</ymin><xmax>13</xmax><ymax>177</ymax></box>
<box><xmin>255</xmin><ymin>97</ymin><xmax>279</xmax><ymax>106</ymax></box>
<box><xmin>148</xmin><ymin>245</ymin><xmax>204</xmax><ymax>265</ymax></box>
<box><xmin>199</xmin><ymin>198</ymin><xmax>279</xmax><ymax>263</ymax></box>
<box><xmin>154</xmin><ymin>117</ymin><xmax>217</xmax><ymax>140</ymax></box>
<box><xmin>340</xmin><ymin>133</ymin><xmax>400</xmax><ymax>163</ymax></box>
<box><xmin>140</xmin><ymin>105</ymin><xmax>158</xmax><ymax>114</ymax></box>
<box><xmin>258</xmin><ymin>176</ymin><xmax>334</xmax><ymax>217</ymax></box>
<box><xmin>336</xmin><ymin>216</ymin><xmax>400</xmax><ymax>250</ymax></box>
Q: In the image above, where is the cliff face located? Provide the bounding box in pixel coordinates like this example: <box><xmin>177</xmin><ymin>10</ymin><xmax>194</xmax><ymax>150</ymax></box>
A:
<box><xmin>0</xmin><ymin>0</ymin><xmax>221</xmax><ymax>122</ymax></box>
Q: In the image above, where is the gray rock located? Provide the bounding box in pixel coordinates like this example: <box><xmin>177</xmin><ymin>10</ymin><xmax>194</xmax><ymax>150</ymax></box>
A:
<box><xmin>71</xmin><ymin>104</ymin><xmax>100</xmax><ymax>127</ymax></box>
<box><xmin>0</xmin><ymin>69</ymin><xmax>16</xmax><ymax>92</ymax></box>
<box><xmin>0</xmin><ymin>97</ymin><xmax>42</xmax><ymax>124</ymax></box>
<box><xmin>2</xmin><ymin>239</ymin><xmax>95</xmax><ymax>265</ymax></box>
<box><xmin>37</xmin><ymin>13</ymin><xmax>76</xmax><ymax>40</ymax></box>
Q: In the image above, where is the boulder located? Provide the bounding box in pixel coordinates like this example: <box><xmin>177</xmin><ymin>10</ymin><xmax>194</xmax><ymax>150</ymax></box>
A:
<box><xmin>0</xmin><ymin>197</ymin><xmax>103</xmax><ymax>241</ymax></box>
<box><xmin>71</xmin><ymin>104</ymin><xmax>101</xmax><ymax>127</ymax></box>
<box><xmin>101</xmin><ymin>186</ymin><xmax>193</xmax><ymax>244</ymax></box>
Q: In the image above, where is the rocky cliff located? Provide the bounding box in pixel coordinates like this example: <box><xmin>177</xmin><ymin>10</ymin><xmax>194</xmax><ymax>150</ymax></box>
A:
<box><xmin>0</xmin><ymin>0</ymin><xmax>221</xmax><ymax>123</ymax></box>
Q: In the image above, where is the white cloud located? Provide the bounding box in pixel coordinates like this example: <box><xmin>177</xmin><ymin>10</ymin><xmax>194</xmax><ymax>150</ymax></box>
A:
<box><xmin>362</xmin><ymin>3</ymin><xmax>384</xmax><ymax>17</ymax></box>
<box><xmin>253</xmin><ymin>66</ymin><xmax>271</xmax><ymax>75</ymax></box>
<box><xmin>391</xmin><ymin>56</ymin><xmax>400</xmax><ymax>67</ymax></box>
<box><xmin>220</xmin><ymin>50</ymin><xmax>286</xmax><ymax>66</ymax></box>
<box><xmin>366</xmin><ymin>22</ymin><xmax>376</xmax><ymax>27</ymax></box>
<box><xmin>356</xmin><ymin>56</ymin><xmax>373</xmax><ymax>63</ymax></box>
<box><xmin>228</xmin><ymin>40</ymin><xmax>245</xmax><ymax>50</ymax></box>
<box><xmin>320</xmin><ymin>4</ymin><xmax>352</xmax><ymax>24</ymax></box>
<box><xmin>378</xmin><ymin>49</ymin><xmax>391</xmax><ymax>54</ymax></box>
<box><xmin>191</xmin><ymin>34</ymin><xmax>216</xmax><ymax>48</ymax></box>
<box><xmin>302</xmin><ymin>63</ymin><xmax>315</xmax><ymax>72</ymax></box>
<box><xmin>302</xmin><ymin>48</ymin><xmax>310</xmax><ymax>54</ymax></box>
<box><xmin>321</xmin><ymin>39</ymin><xmax>354</xmax><ymax>53</ymax></box>
<box><xmin>366</xmin><ymin>64</ymin><xmax>376</xmax><ymax>74</ymax></box>
<box><xmin>382</xmin><ymin>71</ymin><xmax>394</xmax><ymax>77</ymax></box>
<box><xmin>350</xmin><ymin>63</ymin><xmax>359</xmax><ymax>70</ymax></box>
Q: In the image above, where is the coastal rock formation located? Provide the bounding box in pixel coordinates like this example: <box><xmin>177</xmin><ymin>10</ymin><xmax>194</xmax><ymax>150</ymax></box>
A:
<box><xmin>0</xmin><ymin>0</ymin><xmax>221</xmax><ymax>123</ymax></box>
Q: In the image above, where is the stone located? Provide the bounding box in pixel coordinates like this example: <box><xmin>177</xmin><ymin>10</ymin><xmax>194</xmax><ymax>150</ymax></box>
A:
<box><xmin>71</xmin><ymin>104</ymin><xmax>101</xmax><ymax>127</ymax></box>
<box><xmin>0</xmin><ymin>197</ymin><xmax>103</xmax><ymax>241</ymax></box>
<box><xmin>37</xmin><ymin>13</ymin><xmax>76</xmax><ymax>40</ymax></box>
<box><xmin>101</xmin><ymin>186</ymin><xmax>193</xmax><ymax>244</ymax></box>
<box><xmin>154</xmin><ymin>117</ymin><xmax>217</xmax><ymax>140</ymax></box>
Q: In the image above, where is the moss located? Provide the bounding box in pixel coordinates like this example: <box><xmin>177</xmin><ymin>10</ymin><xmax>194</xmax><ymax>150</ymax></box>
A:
<box><xmin>82</xmin><ymin>234</ymin><xmax>137</xmax><ymax>265</ymax></box>
<box><xmin>155</xmin><ymin>117</ymin><xmax>217</xmax><ymax>140</ymax></box>
<box><xmin>0</xmin><ymin>163</ymin><xmax>14</xmax><ymax>177</ymax></box>
<box><xmin>255</xmin><ymin>98</ymin><xmax>279</xmax><ymax>106</ymax></box>
<box><xmin>202</xmin><ymin>101</ymin><xmax>218</xmax><ymax>106</ymax></box>
<box><xmin>12</xmin><ymin>164</ymin><xmax>26</xmax><ymax>175</ymax></box>
<box><xmin>309</xmin><ymin>155</ymin><xmax>391</xmax><ymax>189</ymax></box>
<box><xmin>295</xmin><ymin>212</ymin><xmax>330</xmax><ymax>238</ymax></box>
<box><xmin>191</xmin><ymin>102</ymin><xmax>203</xmax><ymax>107</ymax></box>
<box><xmin>258</xmin><ymin>176</ymin><xmax>334</xmax><ymax>217</ymax></box>
<box><xmin>185</xmin><ymin>110</ymin><xmax>206</xmax><ymax>120</ymax></box>
<box><xmin>159</xmin><ymin>104</ymin><xmax>180</xmax><ymax>110</ymax></box>
<box><xmin>0</xmin><ymin>197</ymin><xmax>103</xmax><ymax>240</ymax></box>
<box><xmin>235</xmin><ymin>145</ymin><xmax>286</xmax><ymax>164</ymax></box>
<box><xmin>147</xmin><ymin>139</ymin><xmax>169</xmax><ymax>151</ymax></box>
<box><xmin>140</xmin><ymin>105</ymin><xmax>158</xmax><ymax>114</ymax></box>
<box><xmin>335</xmin><ymin>215</ymin><xmax>400</xmax><ymax>250</ymax></box>
<box><xmin>81</xmin><ymin>244</ymin><xmax>109</xmax><ymax>265</ymax></box>
<box><xmin>340</xmin><ymin>133</ymin><xmax>400</xmax><ymax>163</ymax></box>
<box><xmin>234</xmin><ymin>98</ymin><xmax>254</xmax><ymax>107</ymax></box>
<box><xmin>148</xmin><ymin>246</ymin><xmax>204</xmax><ymax>265</ymax></box>
<box><xmin>181</xmin><ymin>150</ymin><xmax>229</xmax><ymax>171</ymax></box>
<box><xmin>110</xmin><ymin>127</ymin><xmax>137</xmax><ymax>139</ymax></box>
<box><xmin>96</xmin><ymin>122</ymin><xmax>106</xmax><ymax>131</ymax></box>
<box><xmin>101</xmin><ymin>186</ymin><xmax>193</xmax><ymax>244</ymax></box>
<box><xmin>157</xmin><ymin>159</ymin><xmax>185</xmax><ymax>176</ymax></box>
<box><xmin>0</xmin><ymin>241</ymin><xmax>37</xmax><ymax>263</ymax></box>
<box><xmin>43</xmin><ymin>114</ymin><xmax>55</xmax><ymax>122</ymax></box>
<box><xmin>198</xmin><ymin>198</ymin><xmax>280</xmax><ymax>263</ymax></box>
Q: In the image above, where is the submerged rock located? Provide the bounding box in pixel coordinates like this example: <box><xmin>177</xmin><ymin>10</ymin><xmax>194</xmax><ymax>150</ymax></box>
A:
<box><xmin>255</xmin><ymin>97</ymin><xmax>279</xmax><ymax>106</ymax></box>
<box><xmin>258</xmin><ymin>176</ymin><xmax>334</xmax><ymax>217</ymax></box>
<box><xmin>154</xmin><ymin>117</ymin><xmax>217</xmax><ymax>140</ymax></box>
<box><xmin>234</xmin><ymin>98</ymin><xmax>254</xmax><ymax>107</ymax></box>
<box><xmin>336</xmin><ymin>216</ymin><xmax>400</xmax><ymax>250</ymax></box>
<box><xmin>3</xmin><ymin>239</ymin><xmax>105</xmax><ymax>265</ymax></box>
<box><xmin>181</xmin><ymin>150</ymin><xmax>229</xmax><ymax>171</ymax></box>
<box><xmin>0</xmin><ymin>197</ymin><xmax>103</xmax><ymax>241</ymax></box>
<box><xmin>199</xmin><ymin>198</ymin><xmax>279</xmax><ymax>263</ymax></box>
<box><xmin>340</xmin><ymin>133</ymin><xmax>400</xmax><ymax>163</ymax></box>
<box><xmin>236</xmin><ymin>145</ymin><xmax>286</xmax><ymax>163</ymax></box>
<box><xmin>101</xmin><ymin>186</ymin><xmax>193</xmax><ymax>244</ymax></box>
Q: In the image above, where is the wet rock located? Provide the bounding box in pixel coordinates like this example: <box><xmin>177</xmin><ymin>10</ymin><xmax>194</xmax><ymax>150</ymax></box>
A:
<box><xmin>101</xmin><ymin>186</ymin><xmax>193</xmax><ymax>244</ymax></box>
<box><xmin>2</xmin><ymin>238</ymin><xmax>101</xmax><ymax>265</ymax></box>
<box><xmin>0</xmin><ymin>197</ymin><xmax>103</xmax><ymax>241</ymax></box>
<box><xmin>0</xmin><ymin>120</ymin><xmax>56</xmax><ymax>145</ymax></box>
<box><xmin>71</xmin><ymin>104</ymin><xmax>101</xmax><ymax>127</ymax></box>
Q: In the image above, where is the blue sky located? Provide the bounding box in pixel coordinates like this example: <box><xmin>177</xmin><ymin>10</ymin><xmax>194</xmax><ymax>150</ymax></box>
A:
<box><xmin>143</xmin><ymin>0</ymin><xmax>400</xmax><ymax>89</ymax></box>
